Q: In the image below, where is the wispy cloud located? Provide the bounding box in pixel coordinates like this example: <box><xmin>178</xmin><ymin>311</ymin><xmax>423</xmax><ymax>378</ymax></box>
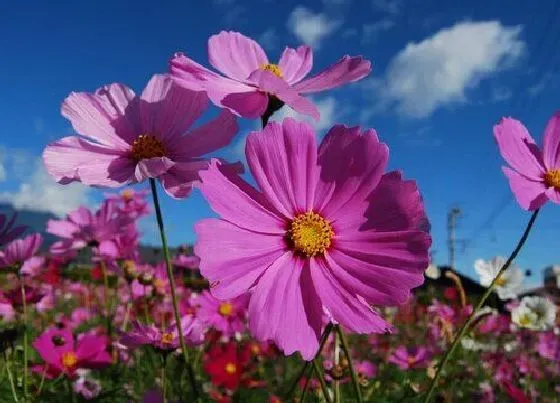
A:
<box><xmin>287</xmin><ymin>6</ymin><xmax>341</xmax><ymax>49</ymax></box>
<box><xmin>371</xmin><ymin>0</ymin><xmax>402</xmax><ymax>15</ymax></box>
<box><xmin>362</xmin><ymin>19</ymin><xmax>395</xmax><ymax>44</ymax></box>
<box><xmin>258</xmin><ymin>28</ymin><xmax>278</xmax><ymax>51</ymax></box>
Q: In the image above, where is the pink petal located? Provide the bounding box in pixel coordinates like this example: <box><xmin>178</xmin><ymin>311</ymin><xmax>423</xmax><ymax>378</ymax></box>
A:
<box><xmin>278</xmin><ymin>45</ymin><xmax>313</xmax><ymax>84</ymax></box>
<box><xmin>62</xmin><ymin>83</ymin><xmax>139</xmax><ymax>148</ymax></box>
<box><xmin>503</xmin><ymin>166</ymin><xmax>548</xmax><ymax>211</ymax></box>
<box><xmin>246</xmin><ymin>119</ymin><xmax>318</xmax><ymax>217</ymax></box>
<box><xmin>314</xmin><ymin>125</ymin><xmax>388</xmax><ymax>221</ymax></box>
<box><xmin>76</xmin><ymin>334</ymin><xmax>109</xmax><ymax>361</ymax></box>
<box><xmin>545</xmin><ymin>186</ymin><xmax>560</xmax><ymax>204</ymax></box>
<box><xmin>248</xmin><ymin>254</ymin><xmax>322</xmax><ymax>360</ymax></box>
<box><xmin>194</xmin><ymin>219</ymin><xmax>286</xmax><ymax>299</ymax></box>
<box><xmin>208</xmin><ymin>31</ymin><xmax>269</xmax><ymax>81</ymax></box>
<box><xmin>309</xmin><ymin>258</ymin><xmax>390</xmax><ymax>334</ymax></box>
<box><xmin>248</xmin><ymin>70</ymin><xmax>319</xmax><ymax>120</ymax></box>
<box><xmin>20</xmin><ymin>256</ymin><xmax>45</xmax><ymax>277</ymax></box>
<box><xmin>43</xmin><ymin>136</ymin><xmax>134</xmax><ymax>187</ymax></box>
<box><xmin>493</xmin><ymin>117</ymin><xmax>546</xmax><ymax>180</ymax></box>
<box><xmin>197</xmin><ymin>160</ymin><xmax>286</xmax><ymax>233</ymax></box>
<box><xmin>134</xmin><ymin>157</ymin><xmax>175</xmax><ymax>182</ymax></box>
<box><xmin>139</xmin><ymin>74</ymin><xmax>209</xmax><ymax>141</ymax></box>
<box><xmin>293</xmin><ymin>55</ymin><xmax>371</xmax><ymax>94</ymax></box>
<box><xmin>543</xmin><ymin>111</ymin><xmax>560</xmax><ymax>169</ymax></box>
<box><xmin>174</xmin><ymin>109</ymin><xmax>238</xmax><ymax>160</ymax></box>
<box><xmin>220</xmin><ymin>91</ymin><xmax>269</xmax><ymax>119</ymax></box>
<box><xmin>159</xmin><ymin>160</ymin><xmax>209</xmax><ymax>199</ymax></box>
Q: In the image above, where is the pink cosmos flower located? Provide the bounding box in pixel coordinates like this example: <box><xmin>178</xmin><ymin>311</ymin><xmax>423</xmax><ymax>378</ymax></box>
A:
<box><xmin>194</xmin><ymin>291</ymin><xmax>248</xmax><ymax>337</ymax></box>
<box><xmin>170</xmin><ymin>31</ymin><xmax>371</xmax><ymax>120</ymax></box>
<box><xmin>0</xmin><ymin>233</ymin><xmax>44</xmax><ymax>277</ymax></box>
<box><xmin>73</xmin><ymin>375</ymin><xmax>102</xmax><ymax>400</ymax></box>
<box><xmin>355</xmin><ymin>360</ymin><xmax>377</xmax><ymax>379</ymax></box>
<box><xmin>32</xmin><ymin>327</ymin><xmax>112</xmax><ymax>379</ymax></box>
<box><xmin>47</xmin><ymin>201</ymin><xmax>129</xmax><ymax>256</ymax></box>
<box><xmin>388</xmin><ymin>346</ymin><xmax>430</xmax><ymax>370</ymax></box>
<box><xmin>120</xmin><ymin>317</ymin><xmax>204</xmax><ymax>351</ymax></box>
<box><xmin>105</xmin><ymin>189</ymin><xmax>150</xmax><ymax>219</ymax></box>
<box><xmin>477</xmin><ymin>312</ymin><xmax>511</xmax><ymax>335</ymax></box>
<box><xmin>494</xmin><ymin>112</ymin><xmax>560</xmax><ymax>210</ymax></box>
<box><xmin>0</xmin><ymin>213</ymin><xmax>26</xmax><ymax>247</ymax></box>
<box><xmin>194</xmin><ymin>118</ymin><xmax>431</xmax><ymax>359</ymax></box>
<box><xmin>43</xmin><ymin>74</ymin><xmax>238</xmax><ymax>199</ymax></box>
<box><xmin>173</xmin><ymin>254</ymin><xmax>200</xmax><ymax>270</ymax></box>
<box><xmin>537</xmin><ymin>331</ymin><xmax>560</xmax><ymax>362</ymax></box>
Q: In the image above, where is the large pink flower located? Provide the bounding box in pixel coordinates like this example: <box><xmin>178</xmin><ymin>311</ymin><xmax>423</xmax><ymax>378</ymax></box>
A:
<box><xmin>170</xmin><ymin>31</ymin><xmax>371</xmax><ymax>120</ymax></box>
<box><xmin>0</xmin><ymin>233</ymin><xmax>44</xmax><ymax>277</ymax></box>
<box><xmin>194</xmin><ymin>118</ymin><xmax>431</xmax><ymax>359</ymax></box>
<box><xmin>43</xmin><ymin>74</ymin><xmax>238</xmax><ymax>199</ymax></box>
<box><xmin>494</xmin><ymin>112</ymin><xmax>560</xmax><ymax>210</ymax></box>
<box><xmin>193</xmin><ymin>291</ymin><xmax>248</xmax><ymax>337</ymax></box>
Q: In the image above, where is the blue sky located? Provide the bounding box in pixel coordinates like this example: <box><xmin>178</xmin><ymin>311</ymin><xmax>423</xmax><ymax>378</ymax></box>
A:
<box><xmin>0</xmin><ymin>0</ymin><xmax>559</xmax><ymax>286</ymax></box>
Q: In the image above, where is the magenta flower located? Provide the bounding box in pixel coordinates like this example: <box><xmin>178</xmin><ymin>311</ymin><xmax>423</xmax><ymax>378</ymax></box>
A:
<box><xmin>0</xmin><ymin>213</ymin><xmax>26</xmax><ymax>247</ymax></box>
<box><xmin>170</xmin><ymin>31</ymin><xmax>371</xmax><ymax>120</ymax></box>
<box><xmin>0</xmin><ymin>233</ymin><xmax>44</xmax><ymax>277</ymax></box>
<box><xmin>120</xmin><ymin>317</ymin><xmax>204</xmax><ymax>351</ymax></box>
<box><xmin>47</xmin><ymin>200</ymin><xmax>129</xmax><ymax>256</ymax></box>
<box><xmin>194</xmin><ymin>291</ymin><xmax>248</xmax><ymax>337</ymax></box>
<box><xmin>494</xmin><ymin>112</ymin><xmax>560</xmax><ymax>210</ymax></box>
<box><xmin>537</xmin><ymin>332</ymin><xmax>560</xmax><ymax>362</ymax></box>
<box><xmin>388</xmin><ymin>346</ymin><xmax>430</xmax><ymax>370</ymax></box>
<box><xmin>43</xmin><ymin>74</ymin><xmax>238</xmax><ymax>199</ymax></box>
<box><xmin>32</xmin><ymin>327</ymin><xmax>112</xmax><ymax>379</ymax></box>
<box><xmin>355</xmin><ymin>360</ymin><xmax>377</xmax><ymax>379</ymax></box>
<box><xmin>194</xmin><ymin>119</ymin><xmax>431</xmax><ymax>359</ymax></box>
<box><xmin>173</xmin><ymin>254</ymin><xmax>200</xmax><ymax>270</ymax></box>
<box><xmin>105</xmin><ymin>189</ymin><xmax>150</xmax><ymax>219</ymax></box>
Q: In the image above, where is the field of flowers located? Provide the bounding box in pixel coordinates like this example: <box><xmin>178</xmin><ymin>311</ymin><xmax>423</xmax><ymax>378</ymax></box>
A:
<box><xmin>1</xmin><ymin>30</ymin><xmax>559</xmax><ymax>402</ymax></box>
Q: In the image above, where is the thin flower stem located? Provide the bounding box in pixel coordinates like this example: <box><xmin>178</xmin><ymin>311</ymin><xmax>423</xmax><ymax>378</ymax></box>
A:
<box><xmin>36</xmin><ymin>364</ymin><xmax>48</xmax><ymax>397</ymax></box>
<box><xmin>422</xmin><ymin>209</ymin><xmax>540</xmax><ymax>403</ymax></box>
<box><xmin>296</xmin><ymin>324</ymin><xmax>333</xmax><ymax>399</ymax></box>
<box><xmin>149</xmin><ymin>178</ymin><xmax>199</xmax><ymax>401</ymax></box>
<box><xmin>335</xmin><ymin>325</ymin><xmax>363</xmax><ymax>403</ymax></box>
<box><xmin>312</xmin><ymin>359</ymin><xmax>332</xmax><ymax>403</ymax></box>
<box><xmin>4</xmin><ymin>350</ymin><xmax>19</xmax><ymax>402</ymax></box>
<box><xmin>161</xmin><ymin>356</ymin><xmax>167</xmax><ymax>403</ymax></box>
<box><xmin>100</xmin><ymin>261</ymin><xmax>113</xmax><ymax>342</ymax></box>
<box><xmin>333</xmin><ymin>331</ymin><xmax>340</xmax><ymax>403</ymax></box>
<box><xmin>20</xmin><ymin>279</ymin><xmax>28</xmax><ymax>399</ymax></box>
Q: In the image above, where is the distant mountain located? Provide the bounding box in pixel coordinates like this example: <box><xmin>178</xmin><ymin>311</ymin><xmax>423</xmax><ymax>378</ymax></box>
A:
<box><xmin>0</xmin><ymin>203</ymin><xmax>58</xmax><ymax>248</ymax></box>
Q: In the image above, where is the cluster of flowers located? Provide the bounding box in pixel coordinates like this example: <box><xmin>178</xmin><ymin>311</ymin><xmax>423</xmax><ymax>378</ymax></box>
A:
<box><xmin>0</xmin><ymin>28</ymin><xmax>558</xmax><ymax>401</ymax></box>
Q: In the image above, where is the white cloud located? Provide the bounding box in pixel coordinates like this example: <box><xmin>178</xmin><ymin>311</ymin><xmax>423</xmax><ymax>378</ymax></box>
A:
<box><xmin>362</xmin><ymin>19</ymin><xmax>395</xmax><ymax>43</ymax></box>
<box><xmin>491</xmin><ymin>87</ymin><xmax>512</xmax><ymax>102</ymax></box>
<box><xmin>528</xmin><ymin>72</ymin><xmax>557</xmax><ymax>97</ymax></box>
<box><xmin>258</xmin><ymin>28</ymin><xmax>278</xmax><ymax>51</ymax></box>
<box><xmin>0</xmin><ymin>157</ymin><xmax>92</xmax><ymax>217</ymax></box>
<box><xmin>372</xmin><ymin>0</ymin><xmax>402</xmax><ymax>15</ymax></box>
<box><xmin>287</xmin><ymin>6</ymin><xmax>341</xmax><ymax>48</ymax></box>
<box><xmin>368</xmin><ymin>21</ymin><xmax>525</xmax><ymax>118</ymax></box>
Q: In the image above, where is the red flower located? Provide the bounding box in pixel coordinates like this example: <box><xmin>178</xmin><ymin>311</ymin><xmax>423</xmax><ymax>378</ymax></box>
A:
<box><xmin>204</xmin><ymin>343</ymin><xmax>250</xmax><ymax>390</ymax></box>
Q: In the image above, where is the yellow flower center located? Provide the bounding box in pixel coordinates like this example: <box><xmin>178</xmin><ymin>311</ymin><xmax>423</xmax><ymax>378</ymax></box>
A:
<box><xmin>225</xmin><ymin>362</ymin><xmax>237</xmax><ymax>374</ymax></box>
<box><xmin>288</xmin><ymin>212</ymin><xmax>334</xmax><ymax>257</ymax></box>
<box><xmin>219</xmin><ymin>302</ymin><xmax>233</xmax><ymax>316</ymax></box>
<box><xmin>407</xmin><ymin>356</ymin><xmax>417</xmax><ymax>366</ymax></box>
<box><xmin>161</xmin><ymin>332</ymin><xmax>174</xmax><ymax>344</ymax></box>
<box><xmin>544</xmin><ymin>169</ymin><xmax>560</xmax><ymax>189</ymax></box>
<box><xmin>494</xmin><ymin>276</ymin><xmax>507</xmax><ymax>287</ymax></box>
<box><xmin>61</xmin><ymin>351</ymin><xmax>78</xmax><ymax>369</ymax></box>
<box><xmin>121</xmin><ymin>189</ymin><xmax>134</xmax><ymax>201</ymax></box>
<box><xmin>519</xmin><ymin>314</ymin><xmax>532</xmax><ymax>327</ymax></box>
<box><xmin>260</xmin><ymin>63</ymin><xmax>283</xmax><ymax>78</ymax></box>
<box><xmin>153</xmin><ymin>278</ymin><xmax>164</xmax><ymax>289</ymax></box>
<box><xmin>131</xmin><ymin>135</ymin><xmax>166</xmax><ymax>161</ymax></box>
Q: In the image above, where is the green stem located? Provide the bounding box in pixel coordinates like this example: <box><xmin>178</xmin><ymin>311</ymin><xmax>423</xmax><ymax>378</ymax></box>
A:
<box><xmin>422</xmin><ymin>209</ymin><xmax>540</xmax><ymax>402</ymax></box>
<box><xmin>312</xmin><ymin>359</ymin><xmax>332</xmax><ymax>403</ymax></box>
<box><xmin>36</xmin><ymin>364</ymin><xmax>48</xmax><ymax>397</ymax></box>
<box><xmin>336</xmin><ymin>325</ymin><xmax>363</xmax><ymax>403</ymax></box>
<box><xmin>297</xmin><ymin>324</ymin><xmax>333</xmax><ymax>400</ymax></box>
<box><xmin>100</xmin><ymin>261</ymin><xmax>113</xmax><ymax>342</ymax></box>
<box><xmin>20</xmin><ymin>279</ymin><xmax>28</xmax><ymax>399</ymax></box>
<box><xmin>4</xmin><ymin>350</ymin><xmax>19</xmax><ymax>402</ymax></box>
<box><xmin>161</xmin><ymin>356</ymin><xmax>167</xmax><ymax>403</ymax></box>
<box><xmin>333</xmin><ymin>331</ymin><xmax>340</xmax><ymax>403</ymax></box>
<box><xmin>149</xmin><ymin>179</ymin><xmax>199</xmax><ymax>401</ymax></box>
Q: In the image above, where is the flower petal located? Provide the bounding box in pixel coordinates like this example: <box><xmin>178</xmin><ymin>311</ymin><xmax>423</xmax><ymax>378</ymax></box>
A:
<box><xmin>293</xmin><ymin>55</ymin><xmax>371</xmax><ymax>94</ymax></box>
<box><xmin>246</xmin><ymin>119</ymin><xmax>318</xmax><ymax>216</ymax></box>
<box><xmin>208</xmin><ymin>31</ymin><xmax>269</xmax><ymax>81</ymax></box>
<box><xmin>159</xmin><ymin>160</ymin><xmax>209</xmax><ymax>199</ymax></box>
<box><xmin>309</xmin><ymin>258</ymin><xmax>390</xmax><ymax>334</ymax></box>
<box><xmin>502</xmin><ymin>166</ymin><xmax>548</xmax><ymax>211</ymax></box>
<box><xmin>248</xmin><ymin>254</ymin><xmax>322</xmax><ymax>360</ymax></box>
<box><xmin>62</xmin><ymin>83</ymin><xmax>139</xmax><ymax>148</ymax></box>
<box><xmin>139</xmin><ymin>74</ymin><xmax>209</xmax><ymax>141</ymax></box>
<box><xmin>278</xmin><ymin>45</ymin><xmax>313</xmax><ymax>84</ymax></box>
<box><xmin>543</xmin><ymin>111</ymin><xmax>560</xmax><ymax>169</ymax></box>
<box><xmin>134</xmin><ymin>157</ymin><xmax>175</xmax><ymax>182</ymax></box>
<box><xmin>195</xmin><ymin>219</ymin><xmax>286</xmax><ymax>299</ymax></box>
<box><xmin>493</xmin><ymin>117</ymin><xmax>546</xmax><ymax>180</ymax></box>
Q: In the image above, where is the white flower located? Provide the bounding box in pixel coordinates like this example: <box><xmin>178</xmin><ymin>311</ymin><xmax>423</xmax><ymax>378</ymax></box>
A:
<box><xmin>511</xmin><ymin>296</ymin><xmax>557</xmax><ymax>331</ymax></box>
<box><xmin>474</xmin><ymin>257</ymin><xmax>523</xmax><ymax>300</ymax></box>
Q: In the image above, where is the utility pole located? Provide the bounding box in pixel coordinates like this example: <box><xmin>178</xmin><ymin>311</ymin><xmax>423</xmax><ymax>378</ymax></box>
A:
<box><xmin>447</xmin><ymin>207</ymin><xmax>461</xmax><ymax>270</ymax></box>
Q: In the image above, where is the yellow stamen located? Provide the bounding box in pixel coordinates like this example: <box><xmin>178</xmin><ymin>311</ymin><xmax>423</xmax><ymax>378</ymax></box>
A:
<box><xmin>161</xmin><ymin>332</ymin><xmax>174</xmax><ymax>344</ymax></box>
<box><xmin>153</xmin><ymin>278</ymin><xmax>164</xmax><ymax>289</ymax></box>
<box><xmin>288</xmin><ymin>212</ymin><xmax>334</xmax><ymax>257</ymax></box>
<box><xmin>544</xmin><ymin>169</ymin><xmax>560</xmax><ymax>189</ymax></box>
<box><xmin>519</xmin><ymin>314</ymin><xmax>532</xmax><ymax>327</ymax></box>
<box><xmin>61</xmin><ymin>351</ymin><xmax>78</xmax><ymax>369</ymax></box>
<box><xmin>260</xmin><ymin>63</ymin><xmax>283</xmax><ymax>78</ymax></box>
<box><xmin>121</xmin><ymin>189</ymin><xmax>134</xmax><ymax>201</ymax></box>
<box><xmin>225</xmin><ymin>362</ymin><xmax>237</xmax><ymax>374</ymax></box>
<box><xmin>131</xmin><ymin>135</ymin><xmax>166</xmax><ymax>161</ymax></box>
<box><xmin>219</xmin><ymin>302</ymin><xmax>233</xmax><ymax>316</ymax></box>
<box><xmin>407</xmin><ymin>356</ymin><xmax>417</xmax><ymax>366</ymax></box>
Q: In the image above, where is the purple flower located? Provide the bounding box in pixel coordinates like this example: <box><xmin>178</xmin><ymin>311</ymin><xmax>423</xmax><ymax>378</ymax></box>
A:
<box><xmin>0</xmin><ymin>213</ymin><xmax>26</xmax><ymax>247</ymax></box>
<box><xmin>537</xmin><ymin>331</ymin><xmax>560</xmax><ymax>362</ymax></box>
<box><xmin>43</xmin><ymin>74</ymin><xmax>239</xmax><ymax>199</ymax></box>
<box><xmin>173</xmin><ymin>254</ymin><xmax>200</xmax><ymax>270</ymax></box>
<box><xmin>120</xmin><ymin>317</ymin><xmax>204</xmax><ymax>351</ymax></box>
<box><xmin>73</xmin><ymin>375</ymin><xmax>101</xmax><ymax>400</ymax></box>
<box><xmin>494</xmin><ymin>112</ymin><xmax>560</xmax><ymax>210</ymax></box>
<box><xmin>194</xmin><ymin>291</ymin><xmax>248</xmax><ymax>337</ymax></box>
<box><xmin>170</xmin><ymin>31</ymin><xmax>371</xmax><ymax>120</ymax></box>
<box><xmin>388</xmin><ymin>345</ymin><xmax>430</xmax><ymax>370</ymax></box>
<box><xmin>0</xmin><ymin>233</ymin><xmax>44</xmax><ymax>276</ymax></box>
